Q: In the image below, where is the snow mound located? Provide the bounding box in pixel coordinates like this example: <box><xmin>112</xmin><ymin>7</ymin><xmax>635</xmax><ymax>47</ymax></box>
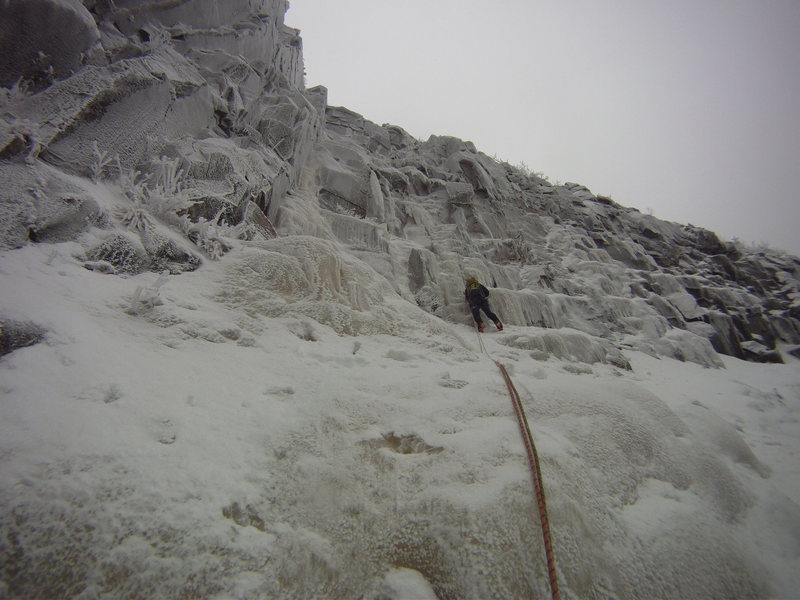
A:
<box><xmin>524</xmin><ymin>377</ymin><xmax>775</xmax><ymax>598</ymax></box>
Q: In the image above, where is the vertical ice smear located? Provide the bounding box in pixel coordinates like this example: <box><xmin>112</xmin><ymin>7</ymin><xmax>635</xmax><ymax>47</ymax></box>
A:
<box><xmin>0</xmin><ymin>0</ymin><xmax>799</xmax><ymax>598</ymax></box>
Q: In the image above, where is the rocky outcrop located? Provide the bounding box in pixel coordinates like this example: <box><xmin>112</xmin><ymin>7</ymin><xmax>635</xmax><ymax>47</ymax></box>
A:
<box><xmin>0</xmin><ymin>0</ymin><xmax>313</xmax><ymax>254</ymax></box>
<box><xmin>0</xmin><ymin>0</ymin><xmax>103</xmax><ymax>91</ymax></box>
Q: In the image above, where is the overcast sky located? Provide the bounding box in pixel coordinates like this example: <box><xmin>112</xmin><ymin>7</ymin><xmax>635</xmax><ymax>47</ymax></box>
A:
<box><xmin>287</xmin><ymin>0</ymin><xmax>800</xmax><ymax>256</ymax></box>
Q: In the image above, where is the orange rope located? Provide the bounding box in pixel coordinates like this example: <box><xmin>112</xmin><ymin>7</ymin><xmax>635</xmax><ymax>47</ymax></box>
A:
<box><xmin>472</xmin><ymin>322</ymin><xmax>560</xmax><ymax>597</ymax></box>
<box><xmin>495</xmin><ymin>361</ymin><xmax>561</xmax><ymax>600</ymax></box>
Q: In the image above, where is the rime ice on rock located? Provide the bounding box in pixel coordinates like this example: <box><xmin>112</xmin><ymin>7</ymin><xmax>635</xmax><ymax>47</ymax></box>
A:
<box><xmin>2</xmin><ymin>0</ymin><xmax>798</xmax><ymax>364</ymax></box>
<box><xmin>304</xmin><ymin>111</ymin><xmax>800</xmax><ymax>364</ymax></box>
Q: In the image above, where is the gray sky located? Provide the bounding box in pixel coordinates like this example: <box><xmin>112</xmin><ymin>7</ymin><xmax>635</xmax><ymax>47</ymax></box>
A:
<box><xmin>287</xmin><ymin>0</ymin><xmax>800</xmax><ymax>256</ymax></box>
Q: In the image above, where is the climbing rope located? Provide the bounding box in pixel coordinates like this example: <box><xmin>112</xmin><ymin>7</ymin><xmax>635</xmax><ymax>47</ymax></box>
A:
<box><xmin>496</xmin><ymin>360</ymin><xmax>561</xmax><ymax>600</ymax></box>
<box><xmin>474</xmin><ymin>323</ymin><xmax>561</xmax><ymax>600</ymax></box>
<box><xmin>474</xmin><ymin>323</ymin><xmax>490</xmax><ymax>356</ymax></box>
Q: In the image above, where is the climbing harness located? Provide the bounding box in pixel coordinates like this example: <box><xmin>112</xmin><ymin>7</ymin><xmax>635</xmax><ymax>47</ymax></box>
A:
<box><xmin>474</xmin><ymin>324</ymin><xmax>561</xmax><ymax>600</ymax></box>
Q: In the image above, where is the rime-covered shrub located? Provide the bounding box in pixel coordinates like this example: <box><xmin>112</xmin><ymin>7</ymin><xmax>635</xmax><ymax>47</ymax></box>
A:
<box><xmin>141</xmin><ymin>230</ymin><xmax>201</xmax><ymax>274</ymax></box>
<box><xmin>85</xmin><ymin>233</ymin><xmax>149</xmax><ymax>275</ymax></box>
<box><xmin>0</xmin><ymin>319</ymin><xmax>46</xmax><ymax>357</ymax></box>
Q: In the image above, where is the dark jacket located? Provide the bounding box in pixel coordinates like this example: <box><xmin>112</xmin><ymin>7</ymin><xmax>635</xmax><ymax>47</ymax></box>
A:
<box><xmin>465</xmin><ymin>283</ymin><xmax>490</xmax><ymax>307</ymax></box>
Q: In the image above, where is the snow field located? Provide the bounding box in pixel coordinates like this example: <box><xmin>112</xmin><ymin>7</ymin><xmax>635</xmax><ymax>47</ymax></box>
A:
<box><xmin>1</xmin><ymin>240</ymin><xmax>799</xmax><ymax>598</ymax></box>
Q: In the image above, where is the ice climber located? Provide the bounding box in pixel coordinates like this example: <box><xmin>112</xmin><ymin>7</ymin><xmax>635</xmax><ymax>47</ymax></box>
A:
<box><xmin>464</xmin><ymin>277</ymin><xmax>503</xmax><ymax>332</ymax></box>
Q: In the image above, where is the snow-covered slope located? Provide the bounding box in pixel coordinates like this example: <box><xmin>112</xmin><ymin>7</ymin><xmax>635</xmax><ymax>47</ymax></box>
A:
<box><xmin>1</xmin><ymin>240</ymin><xmax>799</xmax><ymax>598</ymax></box>
<box><xmin>1</xmin><ymin>1</ymin><xmax>800</xmax><ymax>598</ymax></box>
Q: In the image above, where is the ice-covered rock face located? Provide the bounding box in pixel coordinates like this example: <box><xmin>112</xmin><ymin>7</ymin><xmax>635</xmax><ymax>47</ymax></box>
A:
<box><xmin>2</xmin><ymin>0</ymin><xmax>797</xmax><ymax>368</ymax></box>
<box><xmin>1</xmin><ymin>0</ymin><xmax>311</xmax><ymax>255</ymax></box>
<box><xmin>302</xmin><ymin>111</ymin><xmax>800</xmax><ymax>367</ymax></box>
